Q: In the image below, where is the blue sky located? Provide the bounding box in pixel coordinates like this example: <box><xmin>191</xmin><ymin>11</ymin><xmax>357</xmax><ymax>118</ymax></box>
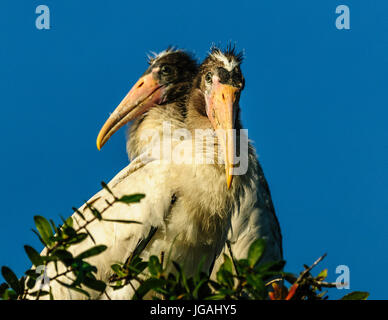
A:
<box><xmin>0</xmin><ymin>1</ymin><xmax>387</xmax><ymax>299</ymax></box>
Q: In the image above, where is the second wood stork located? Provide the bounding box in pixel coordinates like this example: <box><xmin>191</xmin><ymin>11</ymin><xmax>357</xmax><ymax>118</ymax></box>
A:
<box><xmin>36</xmin><ymin>49</ymin><xmax>201</xmax><ymax>299</ymax></box>
<box><xmin>183</xmin><ymin>47</ymin><xmax>283</xmax><ymax>277</ymax></box>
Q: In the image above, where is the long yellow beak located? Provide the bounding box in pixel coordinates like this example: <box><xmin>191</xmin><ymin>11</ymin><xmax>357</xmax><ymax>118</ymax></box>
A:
<box><xmin>96</xmin><ymin>70</ymin><xmax>164</xmax><ymax>150</ymax></box>
<box><xmin>205</xmin><ymin>80</ymin><xmax>238</xmax><ymax>189</ymax></box>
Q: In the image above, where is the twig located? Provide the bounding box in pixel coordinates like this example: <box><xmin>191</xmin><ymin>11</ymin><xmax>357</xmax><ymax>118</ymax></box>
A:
<box><xmin>295</xmin><ymin>253</ymin><xmax>327</xmax><ymax>285</ymax></box>
<box><xmin>265</xmin><ymin>278</ymin><xmax>284</xmax><ymax>287</ymax></box>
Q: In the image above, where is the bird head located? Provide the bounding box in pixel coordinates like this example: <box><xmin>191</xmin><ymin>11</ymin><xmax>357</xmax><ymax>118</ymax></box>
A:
<box><xmin>195</xmin><ymin>45</ymin><xmax>245</xmax><ymax>188</ymax></box>
<box><xmin>96</xmin><ymin>48</ymin><xmax>198</xmax><ymax>150</ymax></box>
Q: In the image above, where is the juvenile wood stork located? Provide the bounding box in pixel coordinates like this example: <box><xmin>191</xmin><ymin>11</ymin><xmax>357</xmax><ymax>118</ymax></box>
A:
<box><xmin>36</xmin><ymin>47</ymin><xmax>282</xmax><ymax>300</ymax></box>
<box><xmin>96</xmin><ymin>47</ymin><xmax>198</xmax><ymax>157</ymax></box>
<box><xmin>185</xmin><ymin>47</ymin><xmax>283</xmax><ymax>277</ymax></box>
<box><xmin>36</xmin><ymin>49</ymin><xmax>200</xmax><ymax>299</ymax></box>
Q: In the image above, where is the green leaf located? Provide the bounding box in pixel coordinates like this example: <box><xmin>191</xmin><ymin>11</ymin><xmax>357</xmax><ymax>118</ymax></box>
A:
<box><xmin>193</xmin><ymin>278</ymin><xmax>209</xmax><ymax>299</ymax></box>
<box><xmin>245</xmin><ymin>273</ymin><xmax>266</xmax><ymax>298</ymax></box>
<box><xmin>66</xmin><ymin>233</ymin><xmax>88</xmax><ymax>245</ymax></box>
<box><xmin>71</xmin><ymin>261</ymin><xmax>97</xmax><ymax>276</ymax></box>
<box><xmin>19</xmin><ymin>276</ymin><xmax>26</xmax><ymax>294</ymax></box>
<box><xmin>128</xmin><ymin>261</ymin><xmax>148</xmax><ymax>276</ymax></box>
<box><xmin>26</xmin><ymin>277</ymin><xmax>36</xmax><ymax>290</ymax></box>
<box><xmin>216</xmin><ymin>269</ymin><xmax>234</xmax><ymax>289</ymax></box>
<box><xmin>62</xmin><ymin>225</ymin><xmax>77</xmax><ymax>238</ymax></box>
<box><xmin>41</xmin><ymin>255</ymin><xmax>59</xmax><ymax>263</ymax></box>
<box><xmin>1</xmin><ymin>289</ymin><xmax>18</xmax><ymax>300</ymax></box>
<box><xmin>118</xmin><ymin>194</ymin><xmax>145</xmax><ymax>204</ymax></box>
<box><xmin>205</xmin><ymin>293</ymin><xmax>226</xmax><ymax>300</ymax></box>
<box><xmin>31</xmin><ymin>229</ymin><xmax>46</xmax><ymax>247</ymax></box>
<box><xmin>52</xmin><ymin>249</ymin><xmax>74</xmax><ymax>266</ymax></box>
<box><xmin>24</xmin><ymin>245</ymin><xmax>43</xmax><ymax>267</ymax></box>
<box><xmin>255</xmin><ymin>260</ymin><xmax>286</xmax><ymax>274</ymax></box>
<box><xmin>75</xmin><ymin>245</ymin><xmax>107</xmax><ymax>260</ymax></box>
<box><xmin>194</xmin><ymin>256</ymin><xmax>207</xmax><ymax>283</ymax></box>
<box><xmin>34</xmin><ymin>216</ymin><xmax>54</xmax><ymax>246</ymax></box>
<box><xmin>316</xmin><ymin>268</ymin><xmax>328</xmax><ymax>281</ymax></box>
<box><xmin>65</xmin><ymin>216</ymin><xmax>74</xmax><ymax>228</ymax></box>
<box><xmin>134</xmin><ymin>278</ymin><xmax>165</xmax><ymax>300</ymax></box>
<box><xmin>221</xmin><ymin>254</ymin><xmax>233</xmax><ymax>274</ymax></box>
<box><xmin>49</xmin><ymin>219</ymin><xmax>58</xmax><ymax>234</ymax></box>
<box><xmin>111</xmin><ymin>264</ymin><xmax>127</xmax><ymax>278</ymax></box>
<box><xmin>71</xmin><ymin>271</ymin><xmax>85</xmax><ymax>287</ymax></box>
<box><xmin>1</xmin><ymin>266</ymin><xmax>21</xmax><ymax>295</ymax></box>
<box><xmin>0</xmin><ymin>283</ymin><xmax>9</xmax><ymax>296</ymax></box>
<box><xmin>82</xmin><ymin>276</ymin><xmax>106</xmax><ymax>293</ymax></box>
<box><xmin>148</xmin><ymin>256</ymin><xmax>163</xmax><ymax>277</ymax></box>
<box><xmin>341</xmin><ymin>291</ymin><xmax>369</xmax><ymax>300</ymax></box>
<box><xmin>235</xmin><ymin>259</ymin><xmax>250</xmax><ymax>274</ymax></box>
<box><xmin>25</xmin><ymin>269</ymin><xmax>38</xmax><ymax>279</ymax></box>
<box><xmin>247</xmin><ymin>238</ymin><xmax>266</xmax><ymax>267</ymax></box>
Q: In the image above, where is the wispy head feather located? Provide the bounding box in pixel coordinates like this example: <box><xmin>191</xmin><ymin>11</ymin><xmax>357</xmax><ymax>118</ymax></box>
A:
<box><xmin>208</xmin><ymin>42</ymin><xmax>244</xmax><ymax>71</ymax></box>
<box><xmin>147</xmin><ymin>46</ymin><xmax>182</xmax><ymax>65</ymax></box>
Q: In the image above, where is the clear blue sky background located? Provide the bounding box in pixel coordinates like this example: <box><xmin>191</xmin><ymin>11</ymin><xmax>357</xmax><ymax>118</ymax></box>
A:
<box><xmin>0</xmin><ymin>1</ymin><xmax>386</xmax><ymax>299</ymax></box>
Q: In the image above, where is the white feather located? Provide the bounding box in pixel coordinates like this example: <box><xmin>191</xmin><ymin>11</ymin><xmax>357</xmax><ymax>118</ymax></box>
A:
<box><xmin>211</xmin><ymin>51</ymin><xmax>240</xmax><ymax>71</ymax></box>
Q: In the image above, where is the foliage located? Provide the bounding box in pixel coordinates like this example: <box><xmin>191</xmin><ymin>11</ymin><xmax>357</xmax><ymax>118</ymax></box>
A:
<box><xmin>0</xmin><ymin>182</ymin><xmax>369</xmax><ymax>300</ymax></box>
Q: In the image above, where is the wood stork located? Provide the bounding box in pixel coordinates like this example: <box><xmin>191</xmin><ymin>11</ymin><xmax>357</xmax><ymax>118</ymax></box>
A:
<box><xmin>35</xmin><ymin>49</ymin><xmax>200</xmax><ymax>299</ymax></box>
<box><xmin>186</xmin><ymin>47</ymin><xmax>283</xmax><ymax>278</ymax></box>
<box><xmin>96</xmin><ymin>47</ymin><xmax>198</xmax><ymax>157</ymax></box>
<box><xmin>35</xmin><ymin>47</ymin><xmax>282</xmax><ymax>300</ymax></box>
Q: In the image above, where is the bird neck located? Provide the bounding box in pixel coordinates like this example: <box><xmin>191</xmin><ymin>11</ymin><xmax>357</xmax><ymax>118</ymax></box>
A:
<box><xmin>185</xmin><ymin>87</ymin><xmax>243</xmax><ymax>131</ymax></box>
<box><xmin>126</xmin><ymin>94</ymin><xmax>189</xmax><ymax>161</ymax></box>
<box><xmin>185</xmin><ymin>88</ymin><xmax>213</xmax><ymax>131</ymax></box>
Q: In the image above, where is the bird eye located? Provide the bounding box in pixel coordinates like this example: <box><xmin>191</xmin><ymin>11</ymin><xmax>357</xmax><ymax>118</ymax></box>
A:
<box><xmin>161</xmin><ymin>65</ymin><xmax>172</xmax><ymax>75</ymax></box>
<box><xmin>205</xmin><ymin>72</ymin><xmax>212</xmax><ymax>83</ymax></box>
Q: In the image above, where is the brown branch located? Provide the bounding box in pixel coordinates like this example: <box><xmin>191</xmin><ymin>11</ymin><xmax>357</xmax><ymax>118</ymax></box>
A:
<box><xmin>295</xmin><ymin>253</ymin><xmax>327</xmax><ymax>285</ymax></box>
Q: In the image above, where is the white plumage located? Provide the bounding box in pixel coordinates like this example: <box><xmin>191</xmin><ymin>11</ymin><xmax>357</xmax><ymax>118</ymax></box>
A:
<box><xmin>35</xmin><ymin>47</ymin><xmax>282</xmax><ymax>300</ymax></box>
